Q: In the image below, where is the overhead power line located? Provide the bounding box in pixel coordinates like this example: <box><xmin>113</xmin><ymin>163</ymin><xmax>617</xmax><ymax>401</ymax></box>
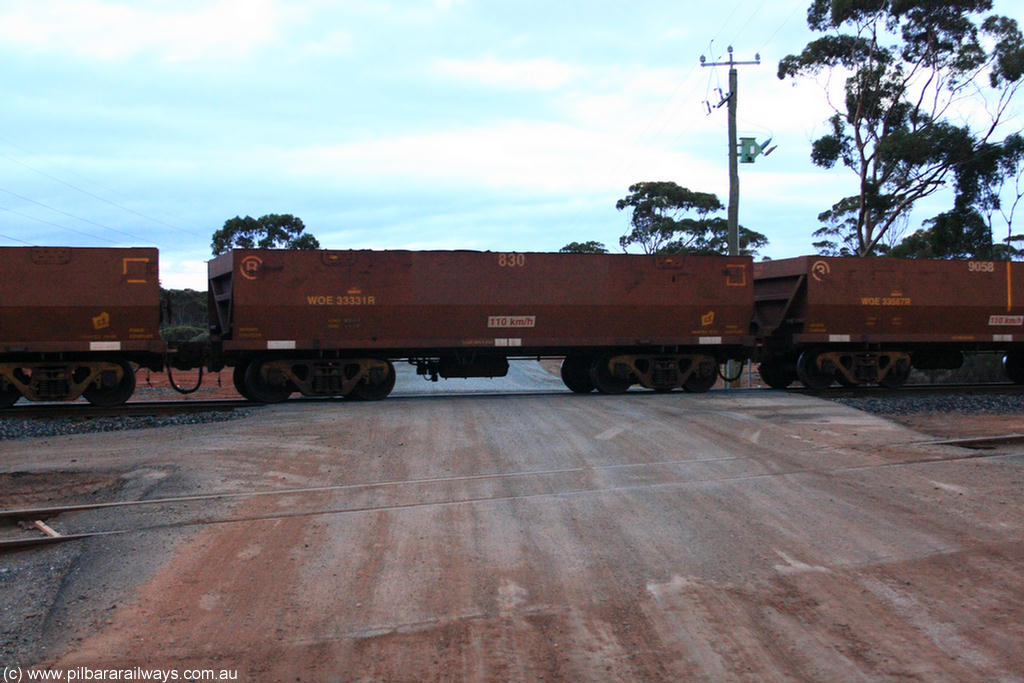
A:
<box><xmin>756</xmin><ymin>0</ymin><xmax>807</xmax><ymax>56</ymax></box>
<box><xmin>0</xmin><ymin>186</ymin><xmax>147</xmax><ymax>243</ymax></box>
<box><xmin>0</xmin><ymin>204</ymin><xmax>120</xmax><ymax>245</ymax></box>
<box><xmin>0</xmin><ymin>137</ymin><xmax>204</xmax><ymax>239</ymax></box>
<box><xmin>0</xmin><ymin>231</ymin><xmax>35</xmax><ymax>246</ymax></box>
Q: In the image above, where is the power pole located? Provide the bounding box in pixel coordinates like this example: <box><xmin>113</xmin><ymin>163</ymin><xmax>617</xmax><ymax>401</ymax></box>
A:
<box><xmin>701</xmin><ymin>47</ymin><xmax>771</xmax><ymax>389</ymax></box>
<box><xmin>700</xmin><ymin>46</ymin><xmax>763</xmax><ymax>257</ymax></box>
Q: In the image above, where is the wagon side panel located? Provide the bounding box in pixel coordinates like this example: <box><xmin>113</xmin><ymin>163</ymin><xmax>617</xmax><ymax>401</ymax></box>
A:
<box><xmin>0</xmin><ymin>246</ymin><xmax>162</xmax><ymax>353</ymax></box>
<box><xmin>219</xmin><ymin>249</ymin><xmax>754</xmax><ymax>354</ymax></box>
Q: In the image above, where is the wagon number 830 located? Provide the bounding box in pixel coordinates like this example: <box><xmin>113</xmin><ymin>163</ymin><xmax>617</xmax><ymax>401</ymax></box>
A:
<box><xmin>498</xmin><ymin>253</ymin><xmax>526</xmax><ymax>267</ymax></box>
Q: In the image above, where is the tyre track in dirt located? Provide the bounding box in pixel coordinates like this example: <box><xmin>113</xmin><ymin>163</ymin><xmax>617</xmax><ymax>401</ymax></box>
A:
<box><xmin>5</xmin><ymin>387</ymin><xmax>1019</xmax><ymax>681</ymax></box>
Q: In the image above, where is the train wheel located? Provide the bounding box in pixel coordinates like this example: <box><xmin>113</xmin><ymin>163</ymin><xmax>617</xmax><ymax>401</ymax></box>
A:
<box><xmin>682</xmin><ymin>361</ymin><xmax>717</xmax><ymax>393</ymax></box>
<box><xmin>796</xmin><ymin>350</ymin><xmax>834</xmax><ymax>392</ymax></box>
<box><xmin>83</xmin><ymin>360</ymin><xmax>136</xmax><ymax>407</ymax></box>
<box><xmin>232</xmin><ymin>360</ymin><xmax>255</xmax><ymax>401</ymax></box>
<box><xmin>350</xmin><ymin>361</ymin><xmax>396</xmax><ymax>401</ymax></box>
<box><xmin>757</xmin><ymin>360</ymin><xmax>795</xmax><ymax>389</ymax></box>
<box><xmin>1004</xmin><ymin>352</ymin><xmax>1024</xmax><ymax>384</ymax></box>
<box><xmin>879</xmin><ymin>360</ymin><xmax>911</xmax><ymax>388</ymax></box>
<box><xmin>589</xmin><ymin>355</ymin><xmax>632</xmax><ymax>394</ymax></box>
<box><xmin>560</xmin><ymin>356</ymin><xmax>594</xmax><ymax>393</ymax></box>
<box><xmin>0</xmin><ymin>380</ymin><xmax>20</xmax><ymax>408</ymax></box>
<box><xmin>835</xmin><ymin>371</ymin><xmax>859</xmax><ymax>388</ymax></box>
<box><xmin>244</xmin><ymin>359</ymin><xmax>293</xmax><ymax>404</ymax></box>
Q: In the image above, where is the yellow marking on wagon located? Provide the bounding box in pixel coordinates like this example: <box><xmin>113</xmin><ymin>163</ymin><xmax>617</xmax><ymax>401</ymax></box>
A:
<box><xmin>725</xmin><ymin>264</ymin><xmax>747</xmax><ymax>286</ymax></box>
<box><xmin>306</xmin><ymin>294</ymin><xmax>377</xmax><ymax>305</ymax></box>
<box><xmin>122</xmin><ymin>257</ymin><xmax>150</xmax><ymax>283</ymax></box>
<box><xmin>860</xmin><ymin>296</ymin><xmax>912</xmax><ymax>306</ymax></box>
<box><xmin>1008</xmin><ymin>260</ymin><xmax>1014</xmax><ymax>313</ymax></box>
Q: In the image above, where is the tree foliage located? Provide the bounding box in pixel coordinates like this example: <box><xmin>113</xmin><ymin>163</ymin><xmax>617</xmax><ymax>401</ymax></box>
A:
<box><xmin>211</xmin><ymin>214</ymin><xmax>320</xmax><ymax>256</ymax></box>
<box><xmin>160</xmin><ymin>288</ymin><xmax>208</xmax><ymax>342</ymax></box>
<box><xmin>779</xmin><ymin>0</ymin><xmax>1024</xmax><ymax>256</ymax></box>
<box><xmin>890</xmin><ymin>207</ymin><xmax>999</xmax><ymax>259</ymax></box>
<box><xmin>615</xmin><ymin>181</ymin><xmax>767</xmax><ymax>256</ymax></box>
<box><xmin>559</xmin><ymin>241</ymin><xmax>610</xmax><ymax>253</ymax></box>
<box><xmin>892</xmin><ymin>132</ymin><xmax>1024</xmax><ymax>258</ymax></box>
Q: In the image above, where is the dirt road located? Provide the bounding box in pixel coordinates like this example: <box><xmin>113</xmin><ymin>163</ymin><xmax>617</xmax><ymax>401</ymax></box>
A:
<box><xmin>2</xmin><ymin>369</ymin><xmax>1022</xmax><ymax>681</ymax></box>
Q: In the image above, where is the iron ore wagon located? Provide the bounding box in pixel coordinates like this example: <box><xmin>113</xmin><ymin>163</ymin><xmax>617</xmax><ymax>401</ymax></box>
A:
<box><xmin>208</xmin><ymin>249</ymin><xmax>754</xmax><ymax>402</ymax></box>
<box><xmin>753</xmin><ymin>256</ymin><xmax>1024</xmax><ymax>390</ymax></box>
<box><xmin>0</xmin><ymin>246</ymin><xmax>164</xmax><ymax>406</ymax></box>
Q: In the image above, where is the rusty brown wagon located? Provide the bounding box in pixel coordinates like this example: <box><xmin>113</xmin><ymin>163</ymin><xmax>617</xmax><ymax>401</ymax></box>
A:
<box><xmin>753</xmin><ymin>256</ymin><xmax>1024</xmax><ymax>390</ymax></box>
<box><xmin>0</xmin><ymin>247</ymin><xmax>164</xmax><ymax>406</ymax></box>
<box><xmin>208</xmin><ymin>249</ymin><xmax>754</xmax><ymax>402</ymax></box>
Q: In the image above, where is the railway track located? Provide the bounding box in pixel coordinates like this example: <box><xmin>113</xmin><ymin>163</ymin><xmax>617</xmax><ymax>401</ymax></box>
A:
<box><xmin>3</xmin><ymin>434</ymin><xmax>1020</xmax><ymax>552</ymax></box>
<box><xmin>792</xmin><ymin>381</ymin><xmax>1021</xmax><ymax>399</ymax></box>
<box><xmin>0</xmin><ymin>382</ymin><xmax>1018</xmax><ymax>419</ymax></box>
<box><xmin>0</xmin><ymin>399</ymin><xmax>251</xmax><ymax>420</ymax></box>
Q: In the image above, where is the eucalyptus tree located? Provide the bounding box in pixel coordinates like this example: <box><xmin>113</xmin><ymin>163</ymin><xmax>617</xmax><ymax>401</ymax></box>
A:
<box><xmin>615</xmin><ymin>181</ymin><xmax>767</xmax><ymax>256</ymax></box>
<box><xmin>559</xmin><ymin>241</ymin><xmax>610</xmax><ymax>254</ymax></box>
<box><xmin>779</xmin><ymin>0</ymin><xmax>1024</xmax><ymax>256</ymax></box>
<box><xmin>211</xmin><ymin>214</ymin><xmax>320</xmax><ymax>255</ymax></box>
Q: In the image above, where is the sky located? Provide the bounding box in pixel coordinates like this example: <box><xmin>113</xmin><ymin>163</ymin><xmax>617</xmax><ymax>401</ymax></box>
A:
<box><xmin>0</xmin><ymin>0</ymin><xmax>1021</xmax><ymax>290</ymax></box>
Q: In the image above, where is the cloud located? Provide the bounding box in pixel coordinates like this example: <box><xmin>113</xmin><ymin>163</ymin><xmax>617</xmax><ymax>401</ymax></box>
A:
<box><xmin>296</xmin><ymin>29</ymin><xmax>355</xmax><ymax>59</ymax></box>
<box><xmin>159</xmin><ymin>258</ymin><xmax>208</xmax><ymax>290</ymax></box>
<box><xmin>430</xmin><ymin>56</ymin><xmax>584</xmax><ymax>90</ymax></box>
<box><xmin>280</xmin><ymin>119</ymin><xmax>723</xmax><ymax>195</ymax></box>
<box><xmin>0</xmin><ymin>0</ymin><xmax>293</xmax><ymax>62</ymax></box>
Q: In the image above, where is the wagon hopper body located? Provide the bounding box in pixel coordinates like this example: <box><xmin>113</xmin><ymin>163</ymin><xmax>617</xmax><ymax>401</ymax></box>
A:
<box><xmin>209</xmin><ymin>249</ymin><xmax>754</xmax><ymax>401</ymax></box>
<box><xmin>753</xmin><ymin>256</ymin><xmax>1024</xmax><ymax>389</ymax></box>
<box><xmin>0</xmin><ymin>246</ymin><xmax>163</xmax><ymax>405</ymax></box>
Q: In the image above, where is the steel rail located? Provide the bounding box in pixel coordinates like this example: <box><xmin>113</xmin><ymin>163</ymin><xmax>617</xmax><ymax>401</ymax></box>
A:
<box><xmin>3</xmin><ymin>445</ymin><xmax>1018</xmax><ymax>552</ymax></box>
<box><xmin>0</xmin><ymin>399</ymin><xmax>251</xmax><ymax>420</ymax></box>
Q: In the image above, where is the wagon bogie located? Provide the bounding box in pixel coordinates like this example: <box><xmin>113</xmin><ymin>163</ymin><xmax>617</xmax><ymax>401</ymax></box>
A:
<box><xmin>594</xmin><ymin>352</ymin><xmax>721</xmax><ymax>393</ymax></box>
<box><xmin>239</xmin><ymin>355</ymin><xmax>397</xmax><ymax>402</ymax></box>
<box><xmin>826</xmin><ymin>350</ymin><xmax>912</xmax><ymax>387</ymax></box>
<box><xmin>0</xmin><ymin>358</ymin><xmax>136</xmax><ymax>405</ymax></box>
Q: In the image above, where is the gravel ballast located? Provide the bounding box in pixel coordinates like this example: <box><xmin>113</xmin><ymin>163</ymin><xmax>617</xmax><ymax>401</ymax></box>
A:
<box><xmin>0</xmin><ymin>410</ymin><xmax>251</xmax><ymax>440</ymax></box>
<box><xmin>833</xmin><ymin>391</ymin><xmax>1024</xmax><ymax>416</ymax></box>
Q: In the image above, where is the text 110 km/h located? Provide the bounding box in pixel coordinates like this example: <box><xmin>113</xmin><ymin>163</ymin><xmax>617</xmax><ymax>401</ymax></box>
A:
<box><xmin>487</xmin><ymin>315</ymin><xmax>536</xmax><ymax>329</ymax></box>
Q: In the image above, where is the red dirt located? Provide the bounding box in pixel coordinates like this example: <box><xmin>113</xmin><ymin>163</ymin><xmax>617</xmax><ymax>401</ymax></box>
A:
<box><xmin>5</xmin><ymin>374</ymin><xmax>1021</xmax><ymax>681</ymax></box>
<box><xmin>132</xmin><ymin>368</ymin><xmax>242</xmax><ymax>401</ymax></box>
